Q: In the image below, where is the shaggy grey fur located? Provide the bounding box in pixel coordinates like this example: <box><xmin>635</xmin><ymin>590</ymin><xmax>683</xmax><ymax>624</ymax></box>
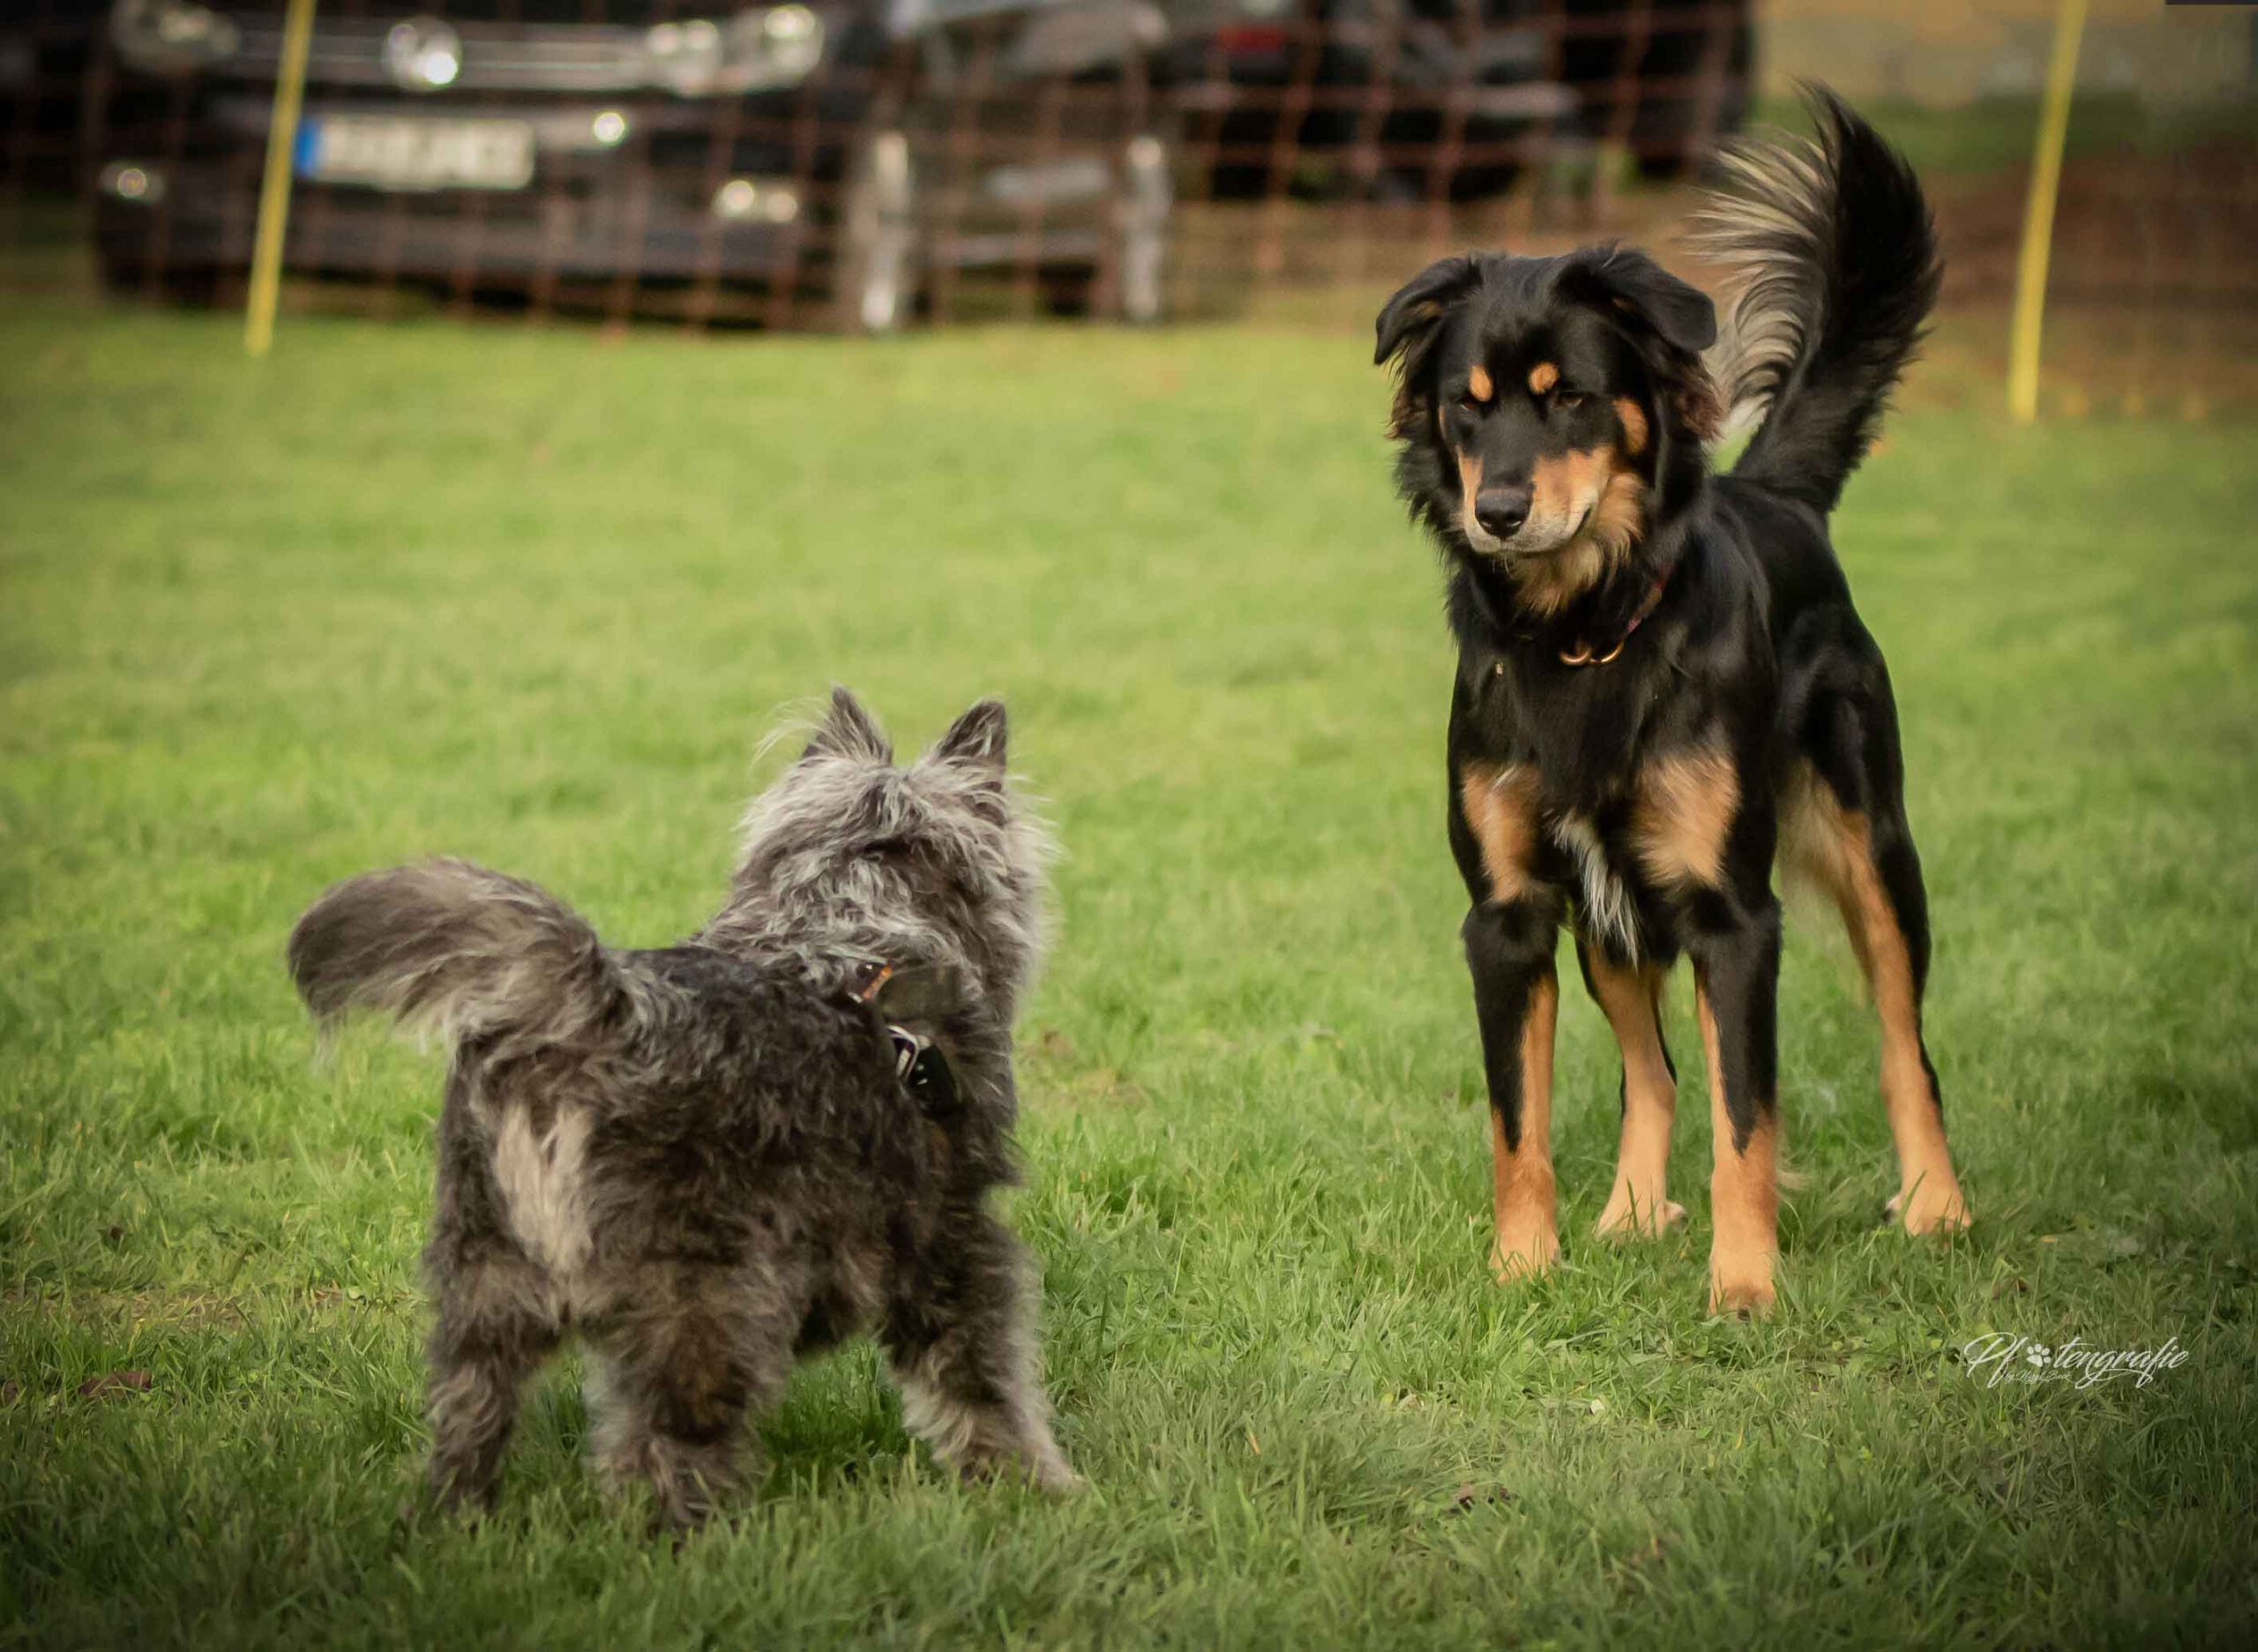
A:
<box><xmin>288</xmin><ymin>688</ymin><xmax>1074</xmax><ymax>1529</ymax></box>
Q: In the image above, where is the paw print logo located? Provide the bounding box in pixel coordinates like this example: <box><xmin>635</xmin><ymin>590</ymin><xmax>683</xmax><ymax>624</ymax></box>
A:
<box><xmin>2025</xmin><ymin>1343</ymin><xmax>2052</xmax><ymax>1368</ymax></box>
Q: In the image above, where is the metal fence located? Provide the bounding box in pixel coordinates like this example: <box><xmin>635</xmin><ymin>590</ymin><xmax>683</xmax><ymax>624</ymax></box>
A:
<box><xmin>2</xmin><ymin>1</ymin><xmax>1751</xmax><ymax>327</ymax></box>
<box><xmin>4</xmin><ymin>2</ymin><xmax>2254</xmax><ymax>417</ymax></box>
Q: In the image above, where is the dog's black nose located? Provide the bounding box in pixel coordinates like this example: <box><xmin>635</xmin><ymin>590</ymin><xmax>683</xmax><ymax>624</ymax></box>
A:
<box><xmin>1474</xmin><ymin>486</ymin><xmax>1530</xmax><ymax>539</ymax></box>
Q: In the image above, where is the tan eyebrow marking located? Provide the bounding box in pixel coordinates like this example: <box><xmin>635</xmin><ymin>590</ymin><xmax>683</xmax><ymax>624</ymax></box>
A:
<box><xmin>1468</xmin><ymin>363</ymin><xmax>1493</xmax><ymax>403</ymax></box>
<box><xmin>1529</xmin><ymin>362</ymin><xmax>1559</xmax><ymax>395</ymax></box>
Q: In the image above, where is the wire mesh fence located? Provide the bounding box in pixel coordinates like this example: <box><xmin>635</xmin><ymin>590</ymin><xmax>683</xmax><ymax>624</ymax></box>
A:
<box><xmin>2</xmin><ymin>1</ymin><xmax>2253</xmax><ymax>414</ymax></box>
<box><xmin>2</xmin><ymin>0</ymin><xmax>1752</xmax><ymax>326</ymax></box>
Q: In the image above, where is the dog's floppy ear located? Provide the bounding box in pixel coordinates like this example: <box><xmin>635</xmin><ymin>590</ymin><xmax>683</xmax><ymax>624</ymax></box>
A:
<box><xmin>804</xmin><ymin>684</ymin><xmax>893</xmax><ymax>763</ymax></box>
<box><xmin>1373</xmin><ymin>253</ymin><xmax>1479</xmax><ymax>370</ymax></box>
<box><xmin>1374</xmin><ymin>254</ymin><xmax>1481</xmax><ymax>438</ymax></box>
<box><xmin>930</xmin><ymin>698</ymin><xmax>1007</xmax><ymax>778</ymax></box>
<box><xmin>1563</xmin><ymin>247</ymin><xmax>1723</xmax><ymax>442</ymax></box>
<box><xmin>1565</xmin><ymin>246</ymin><xmax>1716</xmax><ymax>356</ymax></box>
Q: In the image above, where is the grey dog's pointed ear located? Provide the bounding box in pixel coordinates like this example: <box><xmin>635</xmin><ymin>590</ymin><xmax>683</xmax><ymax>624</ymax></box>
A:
<box><xmin>1564</xmin><ymin>246</ymin><xmax>1716</xmax><ymax>356</ymax></box>
<box><xmin>1372</xmin><ymin>253</ymin><xmax>1481</xmax><ymax>368</ymax></box>
<box><xmin>931</xmin><ymin>698</ymin><xmax>1007</xmax><ymax>777</ymax></box>
<box><xmin>804</xmin><ymin>684</ymin><xmax>893</xmax><ymax>763</ymax></box>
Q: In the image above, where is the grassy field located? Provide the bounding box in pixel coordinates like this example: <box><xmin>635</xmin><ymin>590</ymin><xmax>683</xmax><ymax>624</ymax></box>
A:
<box><xmin>3</xmin><ymin>298</ymin><xmax>2254</xmax><ymax>1649</ymax></box>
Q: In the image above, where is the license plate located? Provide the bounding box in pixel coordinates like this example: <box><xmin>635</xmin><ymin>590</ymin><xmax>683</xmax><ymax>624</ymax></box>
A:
<box><xmin>295</xmin><ymin>116</ymin><xmax>535</xmax><ymax>192</ymax></box>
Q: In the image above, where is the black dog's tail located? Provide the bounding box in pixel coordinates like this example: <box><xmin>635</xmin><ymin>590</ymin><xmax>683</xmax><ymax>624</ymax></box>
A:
<box><xmin>288</xmin><ymin>859</ymin><xmax>628</xmax><ymax>1058</ymax></box>
<box><xmin>1687</xmin><ymin>85</ymin><xmax>1940</xmax><ymax>515</ymax></box>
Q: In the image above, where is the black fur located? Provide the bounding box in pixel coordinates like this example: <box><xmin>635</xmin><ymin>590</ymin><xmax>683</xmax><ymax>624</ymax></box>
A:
<box><xmin>1700</xmin><ymin>85</ymin><xmax>1944</xmax><ymax>514</ymax></box>
<box><xmin>1375</xmin><ymin>87</ymin><xmax>1970</xmax><ymax>1312</ymax></box>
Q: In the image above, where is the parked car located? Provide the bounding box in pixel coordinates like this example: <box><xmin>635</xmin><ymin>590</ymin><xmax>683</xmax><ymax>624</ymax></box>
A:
<box><xmin>1561</xmin><ymin>0</ymin><xmax>1753</xmax><ymax>180</ymax></box>
<box><xmin>1155</xmin><ymin>0</ymin><xmax>1582</xmax><ymax>203</ymax></box>
<box><xmin>1152</xmin><ymin>0</ymin><xmax>1748</xmax><ymax>202</ymax></box>
<box><xmin>92</xmin><ymin>0</ymin><xmax>1171</xmax><ymax>325</ymax></box>
<box><xmin>0</xmin><ymin>2</ymin><xmax>105</xmax><ymax>198</ymax></box>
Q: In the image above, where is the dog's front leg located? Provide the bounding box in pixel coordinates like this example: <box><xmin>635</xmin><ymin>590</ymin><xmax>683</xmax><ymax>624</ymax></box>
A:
<box><xmin>1463</xmin><ymin>900</ymin><xmax>1563</xmax><ymax>1281</ymax></box>
<box><xmin>582</xmin><ymin>1264</ymin><xmax>798</xmax><ymax>1533</ymax></box>
<box><xmin>1690</xmin><ymin>902</ymin><xmax>1783</xmax><ymax>1316</ymax></box>
<box><xmin>1583</xmin><ymin>944</ymin><xmax>1686</xmax><ymax>1238</ymax></box>
<box><xmin>884</xmin><ymin>1214</ymin><xmax>1078</xmax><ymax>1493</ymax></box>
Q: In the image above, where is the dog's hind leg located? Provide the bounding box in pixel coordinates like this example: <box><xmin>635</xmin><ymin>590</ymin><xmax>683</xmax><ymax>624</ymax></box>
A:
<box><xmin>424</xmin><ymin>1252</ymin><xmax>562</xmax><ymax>1514</ymax></box>
<box><xmin>884</xmin><ymin>1216</ymin><xmax>1077</xmax><ymax>1493</ymax></box>
<box><xmin>1581</xmin><ymin>943</ymin><xmax>1686</xmax><ymax>1238</ymax></box>
<box><xmin>585</xmin><ymin>1266</ymin><xmax>793</xmax><ymax>1532</ymax></box>
<box><xmin>1782</xmin><ymin>743</ymin><xmax>1970</xmax><ymax>1237</ymax></box>
<box><xmin>422</xmin><ymin>1082</ymin><xmax>564</xmax><ymax>1514</ymax></box>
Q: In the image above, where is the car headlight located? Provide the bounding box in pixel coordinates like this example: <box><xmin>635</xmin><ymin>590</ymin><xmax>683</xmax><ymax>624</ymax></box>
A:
<box><xmin>645</xmin><ymin>6</ymin><xmax>825</xmax><ymax>96</ymax></box>
<box><xmin>109</xmin><ymin>0</ymin><xmax>241</xmax><ymax>74</ymax></box>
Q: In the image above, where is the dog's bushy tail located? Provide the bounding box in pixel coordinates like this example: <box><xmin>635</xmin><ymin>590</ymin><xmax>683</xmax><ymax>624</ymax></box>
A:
<box><xmin>1688</xmin><ymin>85</ymin><xmax>1940</xmax><ymax>515</ymax></box>
<box><xmin>288</xmin><ymin>859</ymin><xmax>625</xmax><ymax>1057</ymax></box>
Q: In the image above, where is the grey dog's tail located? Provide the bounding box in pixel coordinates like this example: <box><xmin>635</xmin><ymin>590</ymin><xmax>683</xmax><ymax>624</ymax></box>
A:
<box><xmin>288</xmin><ymin>859</ymin><xmax>625</xmax><ymax>1055</ymax></box>
<box><xmin>1686</xmin><ymin>85</ymin><xmax>1940</xmax><ymax>516</ymax></box>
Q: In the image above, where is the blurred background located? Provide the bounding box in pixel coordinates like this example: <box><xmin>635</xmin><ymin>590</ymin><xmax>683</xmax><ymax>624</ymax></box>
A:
<box><xmin>2</xmin><ymin>0</ymin><xmax>2253</xmax><ymax>412</ymax></box>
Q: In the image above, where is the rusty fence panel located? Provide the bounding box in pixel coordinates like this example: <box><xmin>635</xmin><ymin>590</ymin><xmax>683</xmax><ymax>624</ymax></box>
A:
<box><xmin>4</xmin><ymin>0</ymin><xmax>2252</xmax><ymax>417</ymax></box>
<box><xmin>4</xmin><ymin>2</ymin><xmax>1753</xmax><ymax>327</ymax></box>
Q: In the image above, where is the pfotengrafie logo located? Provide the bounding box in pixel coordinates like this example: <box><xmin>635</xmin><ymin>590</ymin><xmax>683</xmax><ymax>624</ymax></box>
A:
<box><xmin>1961</xmin><ymin>1332</ymin><xmax>2190</xmax><ymax>1390</ymax></box>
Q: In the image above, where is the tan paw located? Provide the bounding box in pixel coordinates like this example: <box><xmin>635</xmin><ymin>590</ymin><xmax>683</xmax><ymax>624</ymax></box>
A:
<box><xmin>1887</xmin><ymin>1177</ymin><xmax>1971</xmax><ymax>1237</ymax></box>
<box><xmin>1490</xmin><ymin>1221</ymin><xmax>1561</xmax><ymax>1283</ymax></box>
<box><xmin>1707</xmin><ymin>1250</ymin><xmax>1776</xmax><ymax>1318</ymax></box>
<box><xmin>1595</xmin><ymin>1189</ymin><xmax>1687</xmax><ymax>1239</ymax></box>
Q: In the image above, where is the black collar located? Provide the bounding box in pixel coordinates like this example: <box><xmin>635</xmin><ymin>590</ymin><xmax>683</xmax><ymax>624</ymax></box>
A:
<box><xmin>1457</xmin><ymin>552</ymin><xmax>1679</xmax><ymax>694</ymax></box>
<box><xmin>1556</xmin><ymin>562</ymin><xmax>1672</xmax><ymax>666</ymax></box>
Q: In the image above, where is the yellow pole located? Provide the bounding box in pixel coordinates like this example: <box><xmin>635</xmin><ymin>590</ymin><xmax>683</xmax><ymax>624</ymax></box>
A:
<box><xmin>245</xmin><ymin>0</ymin><xmax>318</xmax><ymax>357</ymax></box>
<box><xmin>2006</xmin><ymin>0</ymin><xmax>2087</xmax><ymax>422</ymax></box>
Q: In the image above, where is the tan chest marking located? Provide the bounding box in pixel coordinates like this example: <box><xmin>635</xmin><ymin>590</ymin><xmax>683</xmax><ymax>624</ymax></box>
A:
<box><xmin>1460</xmin><ymin>762</ymin><xmax>1541</xmax><ymax>905</ymax></box>
<box><xmin>1631</xmin><ymin>749</ymin><xmax>1740</xmax><ymax>889</ymax></box>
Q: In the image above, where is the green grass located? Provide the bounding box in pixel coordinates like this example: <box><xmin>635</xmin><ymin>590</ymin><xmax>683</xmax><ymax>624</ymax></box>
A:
<box><xmin>3</xmin><ymin>300</ymin><xmax>2254</xmax><ymax>1650</ymax></box>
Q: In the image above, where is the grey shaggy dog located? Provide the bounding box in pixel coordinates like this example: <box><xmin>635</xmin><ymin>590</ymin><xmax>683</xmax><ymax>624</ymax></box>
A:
<box><xmin>287</xmin><ymin>688</ymin><xmax>1075</xmax><ymax>1529</ymax></box>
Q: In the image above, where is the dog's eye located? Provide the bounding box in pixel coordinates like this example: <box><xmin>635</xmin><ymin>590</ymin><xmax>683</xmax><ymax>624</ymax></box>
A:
<box><xmin>1458</xmin><ymin>393</ymin><xmax>1488</xmax><ymax>415</ymax></box>
<box><xmin>1554</xmin><ymin>391</ymin><xmax>1589</xmax><ymax>411</ymax></box>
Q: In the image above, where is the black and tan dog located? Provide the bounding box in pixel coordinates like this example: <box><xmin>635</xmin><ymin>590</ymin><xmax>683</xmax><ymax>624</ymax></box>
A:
<box><xmin>1374</xmin><ymin>89</ymin><xmax>1969</xmax><ymax>1314</ymax></box>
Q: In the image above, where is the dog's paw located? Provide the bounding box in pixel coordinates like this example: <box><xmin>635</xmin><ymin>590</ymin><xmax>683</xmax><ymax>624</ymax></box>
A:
<box><xmin>1594</xmin><ymin>1190</ymin><xmax>1686</xmax><ymax>1239</ymax></box>
<box><xmin>1887</xmin><ymin>1179</ymin><xmax>1971</xmax><ymax>1237</ymax></box>
<box><xmin>1489</xmin><ymin>1222</ymin><xmax>1561</xmax><ymax>1283</ymax></box>
<box><xmin>1706</xmin><ymin>1250</ymin><xmax>1776</xmax><ymax>1318</ymax></box>
<box><xmin>958</xmin><ymin>1439</ymin><xmax>1081</xmax><ymax>1495</ymax></box>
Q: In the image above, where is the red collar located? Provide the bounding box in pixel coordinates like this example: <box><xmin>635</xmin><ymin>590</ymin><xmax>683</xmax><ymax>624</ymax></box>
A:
<box><xmin>1558</xmin><ymin>564</ymin><xmax>1672</xmax><ymax>667</ymax></box>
